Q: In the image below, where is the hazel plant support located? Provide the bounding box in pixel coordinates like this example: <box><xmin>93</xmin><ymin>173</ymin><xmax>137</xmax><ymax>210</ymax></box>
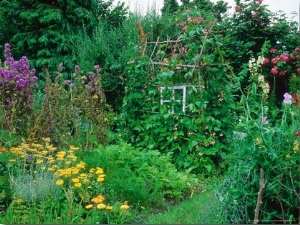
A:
<box><xmin>253</xmin><ymin>168</ymin><xmax>266</xmax><ymax>224</ymax></box>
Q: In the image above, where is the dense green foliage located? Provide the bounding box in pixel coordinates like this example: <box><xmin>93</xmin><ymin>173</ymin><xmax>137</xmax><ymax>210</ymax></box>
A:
<box><xmin>217</xmin><ymin>56</ymin><xmax>300</xmax><ymax>223</ymax></box>
<box><xmin>0</xmin><ymin>0</ymin><xmax>299</xmax><ymax>223</ymax></box>
<box><xmin>0</xmin><ymin>0</ymin><xmax>128</xmax><ymax>83</ymax></box>
<box><xmin>119</xmin><ymin>9</ymin><xmax>239</xmax><ymax>175</ymax></box>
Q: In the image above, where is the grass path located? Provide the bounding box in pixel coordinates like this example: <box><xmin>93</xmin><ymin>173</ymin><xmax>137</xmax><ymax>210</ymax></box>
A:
<box><xmin>139</xmin><ymin>187</ymin><xmax>224</xmax><ymax>224</ymax></box>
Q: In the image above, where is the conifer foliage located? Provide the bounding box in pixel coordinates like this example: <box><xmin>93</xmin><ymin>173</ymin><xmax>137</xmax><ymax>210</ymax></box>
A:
<box><xmin>0</xmin><ymin>0</ymin><xmax>98</xmax><ymax>76</ymax></box>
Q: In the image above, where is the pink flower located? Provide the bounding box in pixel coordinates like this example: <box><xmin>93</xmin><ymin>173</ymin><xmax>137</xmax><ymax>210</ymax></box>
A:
<box><xmin>295</xmin><ymin>47</ymin><xmax>300</xmax><ymax>52</ymax></box>
<box><xmin>235</xmin><ymin>5</ymin><xmax>241</xmax><ymax>11</ymax></box>
<box><xmin>271</xmin><ymin>57</ymin><xmax>278</xmax><ymax>64</ymax></box>
<box><xmin>297</xmin><ymin>68</ymin><xmax>300</xmax><ymax>74</ymax></box>
<box><xmin>271</xmin><ymin>66</ymin><xmax>278</xmax><ymax>75</ymax></box>
<box><xmin>263</xmin><ymin>58</ymin><xmax>269</xmax><ymax>64</ymax></box>
<box><xmin>278</xmin><ymin>70</ymin><xmax>287</xmax><ymax>76</ymax></box>
<box><xmin>283</xmin><ymin>93</ymin><xmax>292</xmax><ymax>104</ymax></box>
<box><xmin>270</xmin><ymin>48</ymin><xmax>277</xmax><ymax>54</ymax></box>
<box><xmin>279</xmin><ymin>53</ymin><xmax>289</xmax><ymax>62</ymax></box>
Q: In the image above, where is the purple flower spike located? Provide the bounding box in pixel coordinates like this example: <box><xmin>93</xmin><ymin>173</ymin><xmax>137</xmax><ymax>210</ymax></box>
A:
<box><xmin>88</xmin><ymin>72</ymin><xmax>94</xmax><ymax>81</ymax></box>
<box><xmin>283</xmin><ymin>93</ymin><xmax>292</xmax><ymax>104</ymax></box>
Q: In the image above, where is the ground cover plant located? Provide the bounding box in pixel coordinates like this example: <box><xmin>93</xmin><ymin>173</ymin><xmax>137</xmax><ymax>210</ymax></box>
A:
<box><xmin>0</xmin><ymin>0</ymin><xmax>299</xmax><ymax>223</ymax></box>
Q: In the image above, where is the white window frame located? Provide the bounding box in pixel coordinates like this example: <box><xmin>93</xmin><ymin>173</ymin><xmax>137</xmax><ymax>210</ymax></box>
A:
<box><xmin>160</xmin><ymin>85</ymin><xmax>186</xmax><ymax>114</ymax></box>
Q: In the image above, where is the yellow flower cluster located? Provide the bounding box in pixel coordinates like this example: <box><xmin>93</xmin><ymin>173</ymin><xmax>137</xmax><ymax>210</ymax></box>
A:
<box><xmin>7</xmin><ymin>138</ymin><xmax>106</xmax><ymax>191</ymax></box>
<box><xmin>85</xmin><ymin>195</ymin><xmax>114</xmax><ymax>211</ymax></box>
<box><xmin>84</xmin><ymin>196</ymin><xmax>129</xmax><ymax>212</ymax></box>
<box><xmin>8</xmin><ymin>138</ymin><xmax>129</xmax><ymax>215</ymax></box>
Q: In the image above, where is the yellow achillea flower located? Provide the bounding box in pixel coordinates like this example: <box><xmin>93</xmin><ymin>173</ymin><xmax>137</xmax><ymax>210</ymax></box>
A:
<box><xmin>97</xmin><ymin>177</ymin><xmax>105</xmax><ymax>182</ymax></box>
<box><xmin>69</xmin><ymin>145</ymin><xmax>80</xmax><ymax>151</ymax></box>
<box><xmin>286</xmin><ymin>154</ymin><xmax>291</xmax><ymax>158</ymax></box>
<box><xmin>97</xmin><ymin>204</ymin><xmax>106</xmax><ymax>209</ymax></box>
<box><xmin>85</xmin><ymin>204</ymin><xmax>93</xmax><ymax>209</ymax></box>
<box><xmin>106</xmin><ymin>206</ymin><xmax>113</xmax><ymax>211</ymax></box>
<box><xmin>79</xmin><ymin>173</ymin><xmax>87</xmax><ymax>178</ymax></box>
<box><xmin>42</xmin><ymin>137</ymin><xmax>51</xmax><ymax>142</ymax></box>
<box><xmin>72</xmin><ymin>178</ymin><xmax>80</xmax><ymax>183</ymax></box>
<box><xmin>76</xmin><ymin>162</ymin><xmax>85</xmax><ymax>169</ymax></box>
<box><xmin>91</xmin><ymin>195</ymin><xmax>105</xmax><ymax>204</ymax></box>
<box><xmin>74</xmin><ymin>182</ymin><xmax>82</xmax><ymax>188</ymax></box>
<box><xmin>71</xmin><ymin>168</ymin><xmax>80</xmax><ymax>175</ymax></box>
<box><xmin>95</xmin><ymin>167</ymin><xmax>104</xmax><ymax>174</ymax></box>
<box><xmin>56</xmin><ymin>179</ymin><xmax>64</xmax><ymax>186</ymax></box>
<box><xmin>120</xmin><ymin>204</ymin><xmax>130</xmax><ymax>210</ymax></box>
<box><xmin>36</xmin><ymin>159</ymin><xmax>43</xmax><ymax>164</ymax></box>
<box><xmin>56</xmin><ymin>151</ymin><xmax>66</xmax><ymax>157</ymax></box>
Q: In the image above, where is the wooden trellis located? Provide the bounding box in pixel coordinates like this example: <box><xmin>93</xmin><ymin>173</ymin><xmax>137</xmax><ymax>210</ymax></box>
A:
<box><xmin>135</xmin><ymin>19</ymin><xmax>228</xmax><ymax>116</ymax></box>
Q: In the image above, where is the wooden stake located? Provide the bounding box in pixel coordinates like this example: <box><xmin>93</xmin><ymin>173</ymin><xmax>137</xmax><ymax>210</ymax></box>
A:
<box><xmin>254</xmin><ymin>168</ymin><xmax>266</xmax><ymax>224</ymax></box>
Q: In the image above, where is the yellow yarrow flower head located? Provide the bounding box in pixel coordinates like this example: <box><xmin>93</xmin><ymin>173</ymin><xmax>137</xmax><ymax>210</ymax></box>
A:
<box><xmin>69</xmin><ymin>145</ymin><xmax>80</xmax><ymax>151</ymax></box>
<box><xmin>85</xmin><ymin>204</ymin><xmax>93</xmax><ymax>209</ymax></box>
<box><xmin>95</xmin><ymin>167</ymin><xmax>104</xmax><ymax>174</ymax></box>
<box><xmin>120</xmin><ymin>204</ymin><xmax>130</xmax><ymax>210</ymax></box>
<box><xmin>56</xmin><ymin>179</ymin><xmax>64</xmax><ymax>186</ymax></box>
<box><xmin>72</xmin><ymin>178</ymin><xmax>80</xmax><ymax>183</ymax></box>
<box><xmin>91</xmin><ymin>195</ymin><xmax>105</xmax><ymax>204</ymax></box>
<box><xmin>97</xmin><ymin>203</ymin><xmax>106</xmax><ymax>209</ymax></box>
<box><xmin>106</xmin><ymin>206</ymin><xmax>113</xmax><ymax>211</ymax></box>
<box><xmin>97</xmin><ymin>177</ymin><xmax>105</xmax><ymax>182</ymax></box>
<box><xmin>74</xmin><ymin>182</ymin><xmax>82</xmax><ymax>188</ymax></box>
<box><xmin>76</xmin><ymin>162</ymin><xmax>86</xmax><ymax>169</ymax></box>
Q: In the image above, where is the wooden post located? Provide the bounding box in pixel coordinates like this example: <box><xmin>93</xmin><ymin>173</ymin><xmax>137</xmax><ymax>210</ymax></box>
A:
<box><xmin>254</xmin><ymin>168</ymin><xmax>266</xmax><ymax>224</ymax></box>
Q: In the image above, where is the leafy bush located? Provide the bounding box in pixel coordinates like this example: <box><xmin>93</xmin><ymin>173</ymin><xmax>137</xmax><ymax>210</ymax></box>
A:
<box><xmin>82</xmin><ymin>143</ymin><xmax>199</xmax><ymax>208</ymax></box>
